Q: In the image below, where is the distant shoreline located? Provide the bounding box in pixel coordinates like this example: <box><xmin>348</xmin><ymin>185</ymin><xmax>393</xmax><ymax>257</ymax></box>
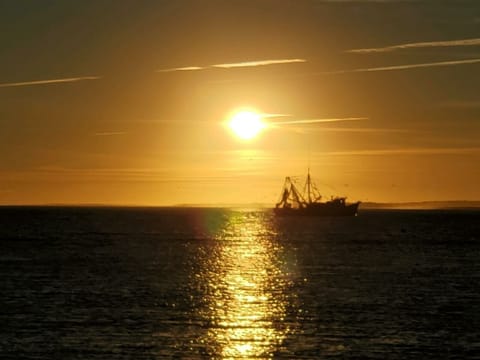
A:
<box><xmin>360</xmin><ymin>201</ymin><xmax>480</xmax><ymax>210</ymax></box>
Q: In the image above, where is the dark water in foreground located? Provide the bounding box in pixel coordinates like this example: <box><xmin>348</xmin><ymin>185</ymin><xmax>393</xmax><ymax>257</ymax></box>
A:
<box><xmin>1</xmin><ymin>207</ymin><xmax>479</xmax><ymax>359</ymax></box>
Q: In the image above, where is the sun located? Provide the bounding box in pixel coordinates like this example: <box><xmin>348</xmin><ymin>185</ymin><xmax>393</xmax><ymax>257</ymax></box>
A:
<box><xmin>228</xmin><ymin>110</ymin><xmax>265</xmax><ymax>140</ymax></box>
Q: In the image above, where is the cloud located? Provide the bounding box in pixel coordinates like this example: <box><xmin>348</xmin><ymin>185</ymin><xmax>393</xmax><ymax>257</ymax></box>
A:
<box><xmin>268</xmin><ymin>117</ymin><xmax>411</xmax><ymax>134</ymax></box>
<box><xmin>261</xmin><ymin>113</ymin><xmax>293</xmax><ymax>118</ymax></box>
<box><xmin>212</xmin><ymin>59</ymin><xmax>306</xmax><ymax>68</ymax></box>
<box><xmin>313</xmin><ymin>127</ymin><xmax>409</xmax><ymax>133</ymax></box>
<box><xmin>2</xmin><ymin>166</ymin><xmax>272</xmax><ymax>185</ymax></box>
<box><xmin>157</xmin><ymin>59</ymin><xmax>306</xmax><ymax>72</ymax></box>
<box><xmin>440</xmin><ymin>100</ymin><xmax>480</xmax><ymax>109</ymax></box>
<box><xmin>6</xmin><ymin>166</ymin><xmax>172</xmax><ymax>183</ymax></box>
<box><xmin>322</xmin><ymin>58</ymin><xmax>480</xmax><ymax>74</ymax></box>
<box><xmin>270</xmin><ymin>117</ymin><xmax>368</xmax><ymax>125</ymax></box>
<box><xmin>157</xmin><ymin>66</ymin><xmax>205</xmax><ymax>73</ymax></box>
<box><xmin>324</xmin><ymin>147</ymin><xmax>480</xmax><ymax>156</ymax></box>
<box><xmin>348</xmin><ymin>38</ymin><xmax>480</xmax><ymax>53</ymax></box>
<box><xmin>318</xmin><ymin>0</ymin><xmax>415</xmax><ymax>2</ymax></box>
<box><xmin>0</xmin><ymin>76</ymin><xmax>101</xmax><ymax>88</ymax></box>
<box><xmin>93</xmin><ymin>132</ymin><xmax>127</xmax><ymax>136</ymax></box>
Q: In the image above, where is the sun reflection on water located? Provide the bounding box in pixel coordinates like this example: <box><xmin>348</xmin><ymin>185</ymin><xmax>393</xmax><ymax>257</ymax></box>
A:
<box><xmin>195</xmin><ymin>211</ymin><xmax>297</xmax><ymax>359</ymax></box>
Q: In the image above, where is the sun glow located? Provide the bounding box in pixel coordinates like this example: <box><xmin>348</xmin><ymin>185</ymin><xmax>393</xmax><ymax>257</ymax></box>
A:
<box><xmin>228</xmin><ymin>110</ymin><xmax>266</xmax><ymax>140</ymax></box>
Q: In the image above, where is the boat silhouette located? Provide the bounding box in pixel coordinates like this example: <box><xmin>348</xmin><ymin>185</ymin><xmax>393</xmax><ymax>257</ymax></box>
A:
<box><xmin>274</xmin><ymin>170</ymin><xmax>360</xmax><ymax>216</ymax></box>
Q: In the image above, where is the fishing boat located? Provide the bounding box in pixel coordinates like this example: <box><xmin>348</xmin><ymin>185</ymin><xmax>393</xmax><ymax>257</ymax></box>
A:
<box><xmin>274</xmin><ymin>170</ymin><xmax>360</xmax><ymax>216</ymax></box>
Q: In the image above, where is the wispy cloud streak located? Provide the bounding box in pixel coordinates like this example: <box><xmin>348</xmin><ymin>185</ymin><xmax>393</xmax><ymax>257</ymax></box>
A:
<box><xmin>323</xmin><ymin>58</ymin><xmax>480</xmax><ymax>74</ymax></box>
<box><xmin>262</xmin><ymin>113</ymin><xmax>292</xmax><ymax>118</ymax></box>
<box><xmin>157</xmin><ymin>66</ymin><xmax>205</xmax><ymax>73</ymax></box>
<box><xmin>0</xmin><ymin>76</ymin><xmax>101</xmax><ymax>88</ymax></box>
<box><xmin>268</xmin><ymin>117</ymin><xmax>409</xmax><ymax>134</ymax></box>
<box><xmin>440</xmin><ymin>100</ymin><xmax>480</xmax><ymax>109</ymax></box>
<box><xmin>213</xmin><ymin>59</ymin><xmax>306</xmax><ymax>68</ymax></box>
<box><xmin>93</xmin><ymin>132</ymin><xmax>127</xmax><ymax>136</ymax></box>
<box><xmin>348</xmin><ymin>38</ymin><xmax>480</xmax><ymax>53</ymax></box>
<box><xmin>270</xmin><ymin>117</ymin><xmax>367</xmax><ymax>125</ymax></box>
<box><xmin>314</xmin><ymin>127</ymin><xmax>409</xmax><ymax>133</ymax></box>
<box><xmin>324</xmin><ymin>147</ymin><xmax>480</xmax><ymax>156</ymax></box>
<box><xmin>157</xmin><ymin>59</ymin><xmax>306</xmax><ymax>72</ymax></box>
<box><xmin>320</xmin><ymin>0</ymin><xmax>415</xmax><ymax>2</ymax></box>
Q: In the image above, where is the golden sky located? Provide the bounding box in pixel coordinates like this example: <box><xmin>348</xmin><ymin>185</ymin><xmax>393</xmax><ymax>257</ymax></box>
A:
<box><xmin>1</xmin><ymin>0</ymin><xmax>479</xmax><ymax>205</ymax></box>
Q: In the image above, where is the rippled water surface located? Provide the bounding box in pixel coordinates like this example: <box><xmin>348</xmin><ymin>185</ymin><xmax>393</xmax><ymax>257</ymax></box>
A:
<box><xmin>1</xmin><ymin>207</ymin><xmax>480</xmax><ymax>359</ymax></box>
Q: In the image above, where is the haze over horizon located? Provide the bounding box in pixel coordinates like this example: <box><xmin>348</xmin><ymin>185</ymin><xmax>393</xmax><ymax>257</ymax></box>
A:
<box><xmin>1</xmin><ymin>0</ymin><xmax>480</xmax><ymax>205</ymax></box>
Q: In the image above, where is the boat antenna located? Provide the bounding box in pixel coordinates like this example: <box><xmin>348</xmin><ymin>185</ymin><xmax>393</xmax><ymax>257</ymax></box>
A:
<box><xmin>307</xmin><ymin>142</ymin><xmax>312</xmax><ymax>203</ymax></box>
<box><xmin>307</xmin><ymin>142</ymin><xmax>311</xmax><ymax>172</ymax></box>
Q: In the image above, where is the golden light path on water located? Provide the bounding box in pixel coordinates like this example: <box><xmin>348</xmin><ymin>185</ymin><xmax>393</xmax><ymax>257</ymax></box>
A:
<box><xmin>195</xmin><ymin>211</ymin><xmax>298</xmax><ymax>358</ymax></box>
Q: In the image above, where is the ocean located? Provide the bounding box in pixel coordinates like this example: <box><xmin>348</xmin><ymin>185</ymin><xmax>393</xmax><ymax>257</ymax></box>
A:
<box><xmin>1</xmin><ymin>207</ymin><xmax>479</xmax><ymax>359</ymax></box>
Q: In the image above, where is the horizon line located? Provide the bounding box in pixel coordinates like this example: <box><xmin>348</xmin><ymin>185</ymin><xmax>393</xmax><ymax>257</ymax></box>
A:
<box><xmin>1</xmin><ymin>200</ymin><xmax>480</xmax><ymax>209</ymax></box>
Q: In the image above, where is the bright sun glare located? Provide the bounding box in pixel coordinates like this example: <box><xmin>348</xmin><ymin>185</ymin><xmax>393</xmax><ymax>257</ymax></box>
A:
<box><xmin>228</xmin><ymin>110</ymin><xmax>265</xmax><ymax>140</ymax></box>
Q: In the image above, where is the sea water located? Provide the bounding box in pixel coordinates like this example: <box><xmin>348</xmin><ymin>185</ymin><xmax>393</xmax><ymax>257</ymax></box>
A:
<box><xmin>1</xmin><ymin>207</ymin><xmax>479</xmax><ymax>359</ymax></box>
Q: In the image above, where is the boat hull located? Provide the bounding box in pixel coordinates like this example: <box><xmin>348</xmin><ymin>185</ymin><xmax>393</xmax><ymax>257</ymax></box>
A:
<box><xmin>274</xmin><ymin>202</ymin><xmax>360</xmax><ymax>217</ymax></box>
